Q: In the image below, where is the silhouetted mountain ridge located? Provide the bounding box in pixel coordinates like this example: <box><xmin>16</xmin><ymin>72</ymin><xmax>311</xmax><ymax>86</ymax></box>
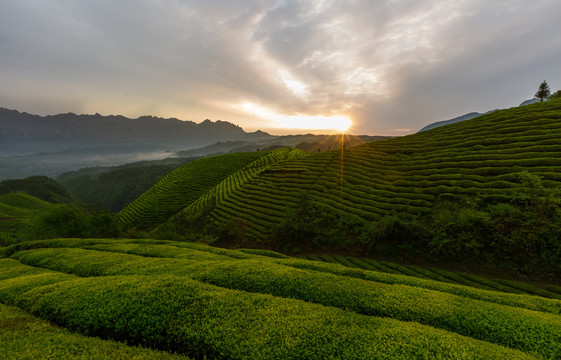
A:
<box><xmin>0</xmin><ymin>107</ymin><xmax>272</xmax><ymax>155</ymax></box>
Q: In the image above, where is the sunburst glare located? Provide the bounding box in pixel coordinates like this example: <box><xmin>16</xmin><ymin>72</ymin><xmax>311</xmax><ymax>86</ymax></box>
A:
<box><xmin>240</xmin><ymin>102</ymin><xmax>352</xmax><ymax>133</ymax></box>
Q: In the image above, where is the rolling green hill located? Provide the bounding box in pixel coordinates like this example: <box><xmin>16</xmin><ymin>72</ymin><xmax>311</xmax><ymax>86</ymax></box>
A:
<box><xmin>2</xmin><ymin>238</ymin><xmax>560</xmax><ymax>359</ymax></box>
<box><xmin>0</xmin><ymin>193</ymin><xmax>58</xmax><ymax>246</ymax></box>
<box><xmin>194</xmin><ymin>99</ymin><xmax>561</xmax><ymax>229</ymax></box>
<box><xmin>118</xmin><ymin>148</ymin><xmax>307</xmax><ymax>231</ymax></box>
<box><xmin>125</xmin><ymin>99</ymin><xmax>561</xmax><ymax>277</ymax></box>
<box><xmin>57</xmin><ymin>157</ymin><xmax>194</xmax><ymax>212</ymax></box>
<box><xmin>0</xmin><ymin>176</ymin><xmax>74</xmax><ymax>204</ymax></box>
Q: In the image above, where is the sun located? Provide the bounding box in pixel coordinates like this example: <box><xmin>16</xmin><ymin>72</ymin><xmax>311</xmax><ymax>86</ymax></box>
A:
<box><xmin>331</xmin><ymin>116</ymin><xmax>352</xmax><ymax>133</ymax></box>
<box><xmin>281</xmin><ymin>114</ymin><xmax>352</xmax><ymax>133</ymax></box>
<box><xmin>240</xmin><ymin>102</ymin><xmax>352</xmax><ymax>133</ymax></box>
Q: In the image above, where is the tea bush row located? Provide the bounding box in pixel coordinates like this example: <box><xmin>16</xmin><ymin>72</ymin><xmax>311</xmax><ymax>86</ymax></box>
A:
<box><xmin>8</xmin><ymin>245</ymin><xmax>561</xmax><ymax>358</ymax></box>
<box><xmin>0</xmin><ymin>258</ymin><xmax>535</xmax><ymax>359</ymax></box>
<box><xmin>8</xmin><ymin>239</ymin><xmax>561</xmax><ymax>314</ymax></box>
<box><xmin>0</xmin><ymin>302</ymin><xmax>189</xmax><ymax>360</ymax></box>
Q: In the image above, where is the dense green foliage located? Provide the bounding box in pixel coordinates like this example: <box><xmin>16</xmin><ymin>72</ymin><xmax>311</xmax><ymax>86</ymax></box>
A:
<box><xmin>57</xmin><ymin>158</ymin><xmax>193</xmax><ymax>211</ymax></box>
<box><xmin>0</xmin><ymin>194</ymin><xmax>122</xmax><ymax>246</ymax></box>
<box><xmin>0</xmin><ymin>176</ymin><xmax>74</xmax><ymax>203</ymax></box>
<box><xmin>359</xmin><ymin>171</ymin><xmax>561</xmax><ymax>275</ymax></box>
<box><xmin>32</xmin><ymin>205</ymin><xmax>122</xmax><ymax>239</ymax></box>
<box><xmin>3</xmin><ymin>238</ymin><xmax>558</xmax><ymax>359</ymax></box>
<box><xmin>549</xmin><ymin>89</ymin><xmax>561</xmax><ymax>100</ymax></box>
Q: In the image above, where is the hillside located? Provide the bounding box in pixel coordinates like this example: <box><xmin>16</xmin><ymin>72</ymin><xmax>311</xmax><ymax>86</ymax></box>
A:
<box><xmin>2</xmin><ymin>238</ymin><xmax>560</xmax><ymax>358</ymax></box>
<box><xmin>0</xmin><ymin>176</ymin><xmax>74</xmax><ymax>203</ymax></box>
<box><xmin>126</xmin><ymin>99</ymin><xmax>561</xmax><ymax>276</ymax></box>
<box><xmin>57</xmin><ymin>157</ymin><xmax>194</xmax><ymax>212</ymax></box>
<box><xmin>118</xmin><ymin>148</ymin><xmax>307</xmax><ymax>230</ymax></box>
<box><xmin>418</xmin><ymin>111</ymin><xmax>485</xmax><ymax>132</ymax></box>
<box><xmin>417</xmin><ymin>97</ymin><xmax>543</xmax><ymax>132</ymax></box>
<box><xmin>0</xmin><ymin>193</ymin><xmax>57</xmax><ymax>245</ymax></box>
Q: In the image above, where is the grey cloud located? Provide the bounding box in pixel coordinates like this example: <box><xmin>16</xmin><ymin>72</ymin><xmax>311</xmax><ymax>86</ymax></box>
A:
<box><xmin>1</xmin><ymin>0</ymin><xmax>560</xmax><ymax>134</ymax></box>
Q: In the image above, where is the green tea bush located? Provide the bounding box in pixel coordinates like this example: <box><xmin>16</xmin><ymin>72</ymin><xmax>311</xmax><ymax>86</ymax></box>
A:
<box><xmin>428</xmin><ymin>268</ymin><xmax>496</xmax><ymax>291</ymax></box>
<box><xmin>546</xmin><ymin>284</ymin><xmax>561</xmax><ymax>295</ymax></box>
<box><xmin>332</xmin><ymin>255</ymin><xmax>360</xmax><ymax>268</ymax></box>
<box><xmin>237</xmin><ymin>248</ymin><xmax>289</xmax><ymax>259</ymax></box>
<box><xmin>277</xmin><ymin>257</ymin><xmax>561</xmax><ymax>315</ymax></box>
<box><xmin>346</xmin><ymin>257</ymin><xmax>378</xmax><ymax>271</ymax></box>
<box><xmin>456</xmin><ymin>272</ymin><xmax>522</xmax><ymax>294</ymax></box>
<box><xmin>1</xmin><ymin>264</ymin><xmax>535</xmax><ymax>359</ymax></box>
<box><xmin>493</xmin><ymin>278</ymin><xmax>561</xmax><ymax>299</ymax></box>
<box><xmin>0</xmin><ymin>303</ymin><xmax>191</xmax><ymax>360</ymax></box>
<box><xmin>361</xmin><ymin>258</ymin><xmax>403</xmax><ymax>274</ymax></box>
<box><xmin>8</xmin><ymin>246</ymin><xmax>561</xmax><ymax>358</ymax></box>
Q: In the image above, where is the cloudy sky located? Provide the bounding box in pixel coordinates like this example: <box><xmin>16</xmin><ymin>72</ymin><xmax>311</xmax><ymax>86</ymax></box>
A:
<box><xmin>1</xmin><ymin>0</ymin><xmax>560</xmax><ymax>135</ymax></box>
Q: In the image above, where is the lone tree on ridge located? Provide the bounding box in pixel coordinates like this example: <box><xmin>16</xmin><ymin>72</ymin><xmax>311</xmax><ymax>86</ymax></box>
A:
<box><xmin>535</xmin><ymin>80</ymin><xmax>551</xmax><ymax>102</ymax></box>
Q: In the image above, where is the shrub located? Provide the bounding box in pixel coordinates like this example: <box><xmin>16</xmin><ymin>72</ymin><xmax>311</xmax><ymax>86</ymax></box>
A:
<box><xmin>361</xmin><ymin>213</ymin><xmax>427</xmax><ymax>258</ymax></box>
<box><xmin>0</xmin><ymin>303</ymin><xmax>190</xmax><ymax>360</ymax></box>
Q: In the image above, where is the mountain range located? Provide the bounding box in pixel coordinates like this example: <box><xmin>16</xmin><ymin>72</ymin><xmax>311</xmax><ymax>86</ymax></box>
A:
<box><xmin>0</xmin><ymin>107</ymin><xmax>386</xmax><ymax>179</ymax></box>
<box><xmin>0</xmin><ymin>107</ymin><xmax>272</xmax><ymax>156</ymax></box>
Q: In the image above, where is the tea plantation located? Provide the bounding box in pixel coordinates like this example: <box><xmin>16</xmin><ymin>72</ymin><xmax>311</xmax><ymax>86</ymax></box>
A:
<box><xmin>2</xmin><ymin>238</ymin><xmax>559</xmax><ymax>359</ymax></box>
<box><xmin>2</xmin><ymin>100</ymin><xmax>561</xmax><ymax>358</ymax></box>
<box><xmin>133</xmin><ymin>100</ymin><xmax>561</xmax><ymax>236</ymax></box>
<box><xmin>158</xmin><ymin>99</ymin><xmax>561</xmax><ymax>238</ymax></box>
<box><xmin>118</xmin><ymin>148</ymin><xmax>307</xmax><ymax>231</ymax></box>
<box><xmin>119</xmin><ymin>99</ymin><xmax>561</xmax><ymax>277</ymax></box>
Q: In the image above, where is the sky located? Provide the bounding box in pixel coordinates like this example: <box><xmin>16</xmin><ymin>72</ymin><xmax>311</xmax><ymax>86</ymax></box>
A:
<box><xmin>1</xmin><ymin>0</ymin><xmax>561</xmax><ymax>136</ymax></box>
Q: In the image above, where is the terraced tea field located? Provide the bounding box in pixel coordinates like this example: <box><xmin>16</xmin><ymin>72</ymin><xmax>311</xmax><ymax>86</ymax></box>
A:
<box><xmin>144</xmin><ymin>99</ymin><xmax>561</xmax><ymax>241</ymax></box>
<box><xmin>118</xmin><ymin>148</ymin><xmax>306</xmax><ymax>231</ymax></box>
<box><xmin>2</xmin><ymin>238</ymin><xmax>560</xmax><ymax>359</ymax></box>
<box><xmin>305</xmin><ymin>254</ymin><xmax>561</xmax><ymax>299</ymax></box>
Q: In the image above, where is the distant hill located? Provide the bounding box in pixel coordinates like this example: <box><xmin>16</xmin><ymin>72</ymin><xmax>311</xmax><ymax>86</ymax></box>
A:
<box><xmin>175</xmin><ymin>134</ymin><xmax>388</xmax><ymax>157</ymax></box>
<box><xmin>0</xmin><ymin>107</ymin><xmax>276</xmax><ymax>179</ymax></box>
<box><xmin>418</xmin><ymin>109</ymin><xmax>503</xmax><ymax>132</ymax></box>
<box><xmin>418</xmin><ymin>112</ymin><xmax>485</xmax><ymax>132</ymax></box>
<box><xmin>519</xmin><ymin>98</ymin><xmax>541</xmax><ymax>106</ymax></box>
<box><xmin>0</xmin><ymin>176</ymin><xmax>73</xmax><ymax>204</ymax></box>
<box><xmin>0</xmin><ymin>107</ymin><xmax>273</xmax><ymax>156</ymax></box>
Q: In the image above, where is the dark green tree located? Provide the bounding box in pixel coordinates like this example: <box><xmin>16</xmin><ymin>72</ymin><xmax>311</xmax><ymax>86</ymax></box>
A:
<box><xmin>535</xmin><ymin>80</ymin><xmax>551</xmax><ymax>102</ymax></box>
